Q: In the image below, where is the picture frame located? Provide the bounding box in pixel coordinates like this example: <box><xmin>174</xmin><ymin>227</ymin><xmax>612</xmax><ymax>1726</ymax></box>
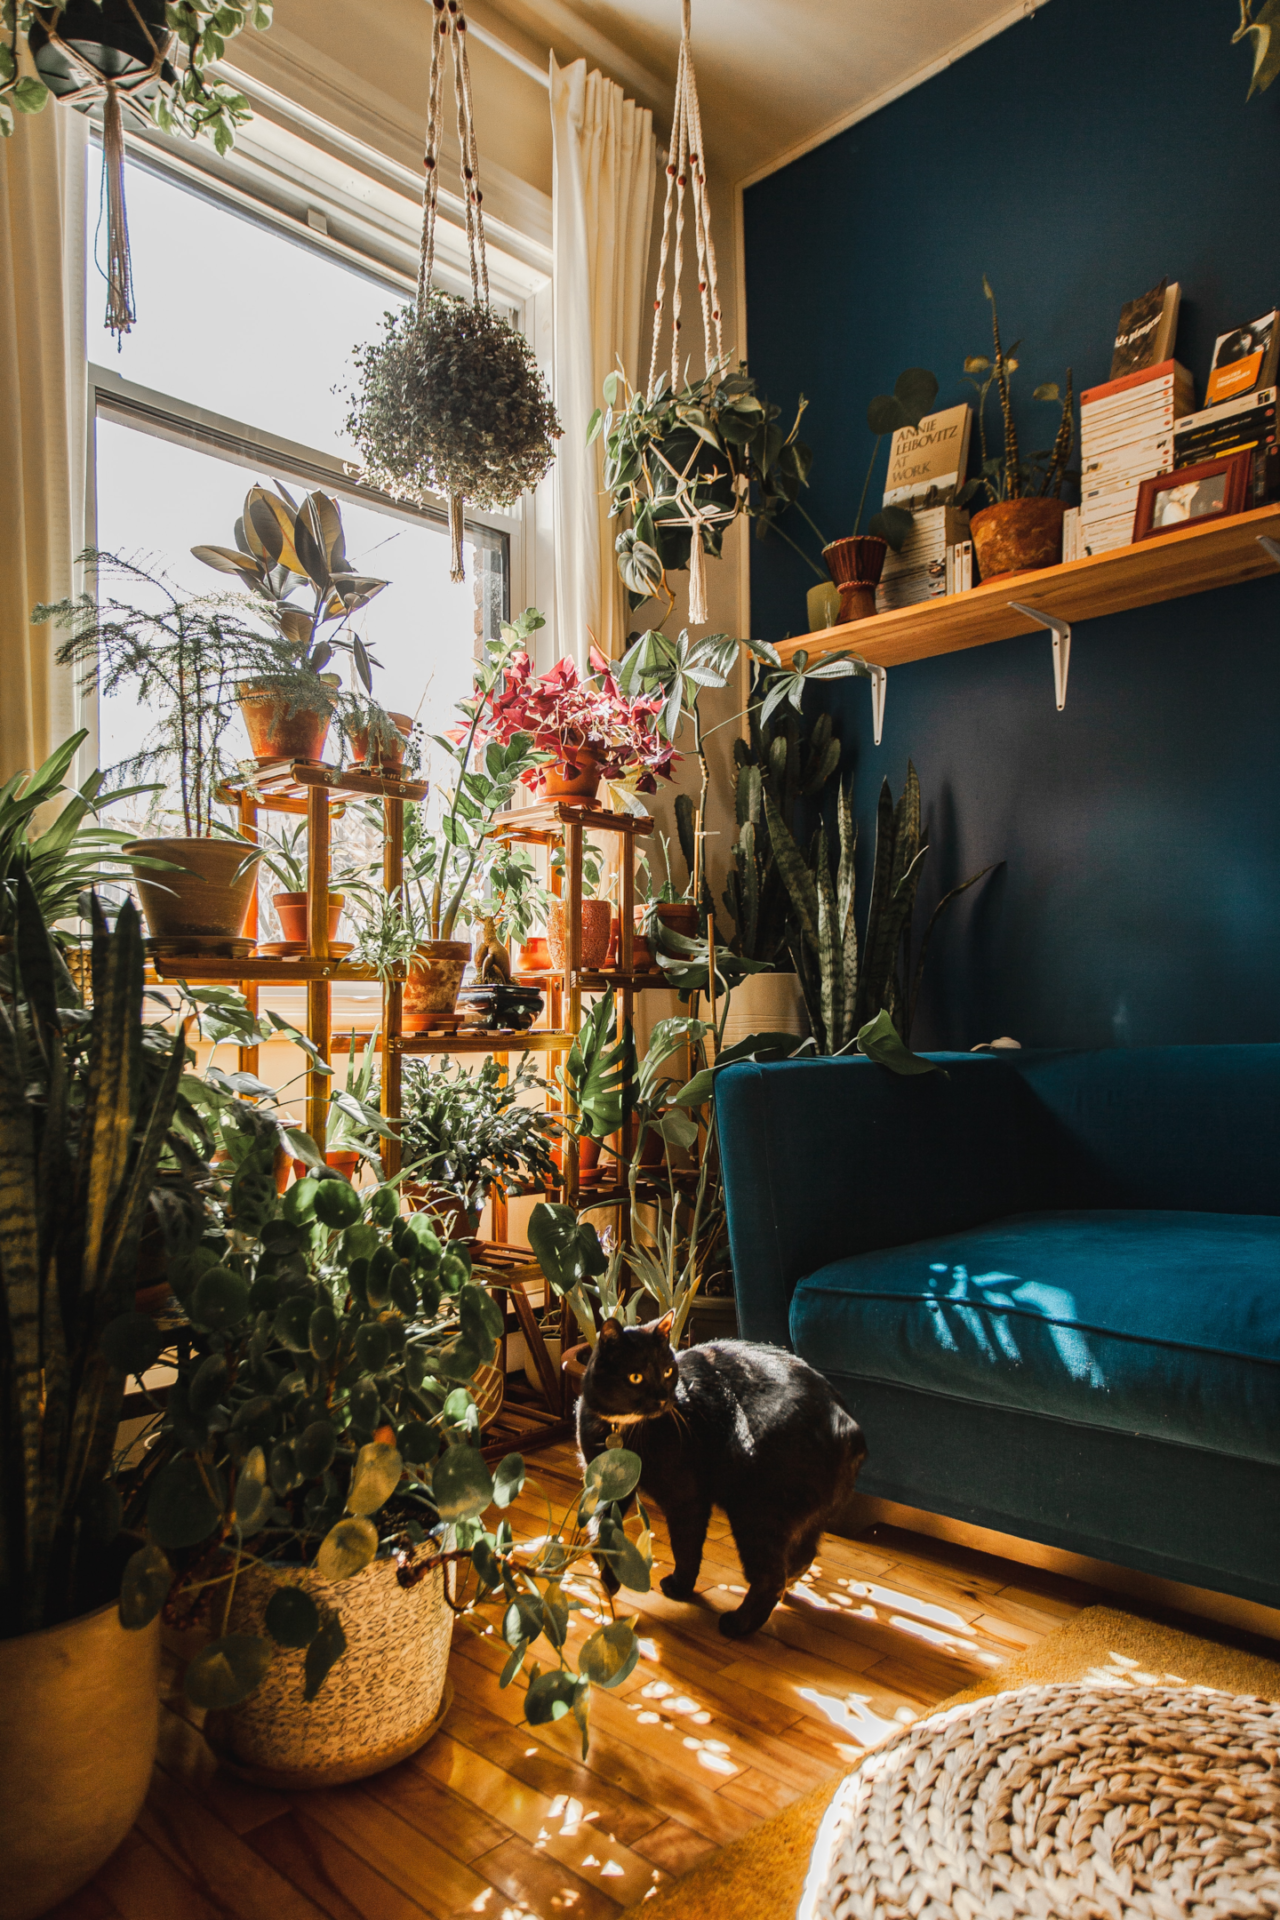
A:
<box><xmin>1133</xmin><ymin>450</ymin><xmax>1253</xmax><ymax>540</ymax></box>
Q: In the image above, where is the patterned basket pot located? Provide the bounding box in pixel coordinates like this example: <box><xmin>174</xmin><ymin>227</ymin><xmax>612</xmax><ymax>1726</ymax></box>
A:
<box><xmin>203</xmin><ymin>1548</ymin><xmax>454</xmax><ymax>1789</ymax></box>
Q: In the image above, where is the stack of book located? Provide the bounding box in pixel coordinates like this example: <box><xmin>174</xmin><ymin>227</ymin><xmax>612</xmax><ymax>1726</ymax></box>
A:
<box><xmin>1079</xmin><ymin>359</ymin><xmax>1196</xmax><ymax>554</ymax></box>
<box><xmin>1173</xmin><ymin>386</ymin><xmax>1278</xmax><ymax>502</ymax></box>
<box><xmin>877</xmin><ymin>505</ymin><xmax>970</xmax><ymax>611</ymax></box>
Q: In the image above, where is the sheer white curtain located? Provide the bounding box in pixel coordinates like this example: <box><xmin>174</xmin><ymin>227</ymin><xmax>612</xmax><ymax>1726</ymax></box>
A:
<box><xmin>550</xmin><ymin>55</ymin><xmax>655</xmax><ymax>667</ymax></box>
<box><xmin>0</xmin><ymin>92</ymin><xmax>87</xmax><ymax>782</ymax></box>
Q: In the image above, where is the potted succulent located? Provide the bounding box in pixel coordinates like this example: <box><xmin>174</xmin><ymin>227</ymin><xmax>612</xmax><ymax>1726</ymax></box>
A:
<box><xmin>38</xmin><ymin>553</ymin><xmax>292</xmax><ymax>943</ymax></box>
<box><xmin>340</xmin><ymin>698</ymin><xmax>417</xmax><ymax>773</ymax></box>
<box><xmin>960</xmin><ymin>277</ymin><xmax>1075</xmax><ymax>582</ymax></box>
<box><xmin>398</xmin><ymin>1053</ymin><xmax>557</xmax><ymax>1238</ymax></box>
<box><xmin>193</xmin><ymin>484</ymin><xmax>388</xmax><ymax>764</ymax></box>
<box><xmin>0</xmin><ymin>884</ymin><xmax>188</xmax><ymax>1918</ymax></box>
<box><xmin>473</xmin><ymin>646</ymin><xmax>678</xmax><ymax>803</ymax></box>
<box><xmin>821</xmin><ymin>367</ymin><xmax>939</xmax><ymax>621</ymax></box>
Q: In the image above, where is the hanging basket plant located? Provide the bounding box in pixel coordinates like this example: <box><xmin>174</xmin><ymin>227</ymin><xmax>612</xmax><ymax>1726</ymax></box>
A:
<box><xmin>344</xmin><ymin>0</ymin><xmax>559</xmax><ymax>581</ymax></box>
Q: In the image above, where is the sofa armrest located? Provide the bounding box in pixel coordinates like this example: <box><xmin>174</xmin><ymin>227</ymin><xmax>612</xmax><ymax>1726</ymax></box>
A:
<box><xmin>717</xmin><ymin>1054</ymin><xmax>1037</xmax><ymax>1347</ymax></box>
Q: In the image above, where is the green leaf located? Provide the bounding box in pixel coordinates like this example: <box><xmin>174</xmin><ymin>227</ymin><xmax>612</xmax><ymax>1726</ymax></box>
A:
<box><xmin>265</xmin><ymin>1584</ymin><xmax>321</xmax><ymax>1648</ymax></box>
<box><xmin>525</xmin><ymin>1668</ymin><xmax>582</xmax><ymax>1725</ymax></box>
<box><xmin>856</xmin><ymin>1009</ymin><xmax>939</xmax><ymax>1076</ymax></box>
<box><xmin>579</xmin><ymin>1617</ymin><xmax>640</xmax><ymax>1689</ymax></box>
<box><xmin>581</xmin><ymin>1448</ymin><xmax>642</xmax><ymax>1516</ymax></box>
<box><xmin>295</xmin><ymin>1420</ymin><xmax>337</xmax><ymax>1477</ymax></box>
<box><xmin>347</xmin><ymin>1441</ymin><xmax>402</xmax><ymax>1516</ymax></box>
<box><xmin>234</xmin><ymin>1445</ymin><xmax>273</xmax><ymax>1533</ymax></box>
<box><xmin>355</xmin><ymin>1321</ymin><xmax>392</xmax><ymax>1371</ymax></box>
<box><xmin>184</xmin><ymin>1634</ymin><xmax>273</xmax><ymax>1710</ymax></box>
<box><xmin>148</xmin><ymin>1458</ymin><xmax>223</xmax><ymax>1549</ymax></box>
<box><xmin>317</xmin><ymin>1514</ymin><xmax>378</xmax><ymax>1580</ymax></box>
<box><xmin>503</xmin><ymin>1592</ymin><xmax>543</xmax><ymax>1648</ymax></box>
<box><xmin>303</xmin><ymin>1610</ymin><xmax>347</xmax><ymax>1700</ymax></box>
<box><xmin>11</xmin><ymin>76</ymin><xmax>50</xmax><ymax>114</ymax></box>
<box><xmin>542</xmin><ymin>1582</ymin><xmax>570</xmax><ymax>1650</ymax></box>
<box><xmin>492</xmin><ymin>1452</ymin><xmax>525</xmax><ymax>1509</ymax></box>
<box><xmin>190</xmin><ymin>1264</ymin><xmax>251</xmax><ymax>1333</ymax></box>
<box><xmin>893</xmin><ymin>365</ymin><xmax>940</xmax><ymax>426</ymax></box>
<box><xmin>119</xmin><ymin>1544</ymin><xmax>172</xmax><ymax>1629</ymax></box>
<box><xmin>432</xmin><ymin>1444</ymin><xmax>494</xmax><ymax>1521</ymax></box>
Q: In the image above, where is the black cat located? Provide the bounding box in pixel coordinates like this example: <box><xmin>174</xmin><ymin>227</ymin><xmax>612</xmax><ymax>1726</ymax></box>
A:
<box><xmin>577</xmin><ymin>1314</ymin><xmax>867</xmax><ymax>1638</ymax></box>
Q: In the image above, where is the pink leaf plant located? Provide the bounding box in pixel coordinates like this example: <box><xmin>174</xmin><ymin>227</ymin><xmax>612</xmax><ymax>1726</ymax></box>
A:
<box><xmin>475</xmin><ymin>647</ymin><xmax>679</xmax><ymax>794</ymax></box>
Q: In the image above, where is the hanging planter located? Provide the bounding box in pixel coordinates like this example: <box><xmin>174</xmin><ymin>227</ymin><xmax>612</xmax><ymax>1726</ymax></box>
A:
<box><xmin>6</xmin><ymin>3</ymin><xmax>271</xmax><ymax>336</ymax></box>
<box><xmin>343</xmin><ymin>0</ymin><xmax>560</xmax><ymax>582</ymax></box>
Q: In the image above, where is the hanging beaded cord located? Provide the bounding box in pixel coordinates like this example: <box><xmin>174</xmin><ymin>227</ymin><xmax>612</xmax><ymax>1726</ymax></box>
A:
<box><xmin>643</xmin><ymin>0</ymin><xmax>730</xmax><ymax>623</ymax></box>
<box><xmin>418</xmin><ymin>0</ymin><xmax>490</xmax><ymax>582</ymax></box>
<box><xmin>40</xmin><ymin>0</ymin><xmax>175</xmax><ymax>340</ymax></box>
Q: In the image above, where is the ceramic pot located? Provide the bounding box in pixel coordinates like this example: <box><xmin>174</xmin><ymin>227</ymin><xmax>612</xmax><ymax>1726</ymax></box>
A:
<box><xmin>403</xmin><ymin>940</ymin><xmax>471</xmax><ymax>1031</ymax></box>
<box><xmin>823</xmin><ymin>535</ymin><xmax>888</xmax><ymax>623</ymax></box>
<box><xmin>125</xmin><ymin>836</ymin><xmax>260</xmax><ymax>942</ymax></box>
<box><xmin>686</xmin><ymin>1294</ymin><xmax>739</xmax><ymax>1345</ymax></box>
<box><xmin>718</xmin><ymin>970</ymin><xmax>810</xmax><ymax>1051</ymax></box>
<box><xmin>806</xmin><ymin>580</ymin><xmax>843</xmax><ymax>632</ymax></box>
<box><xmin>518</xmin><ymin>935</ymin><xmax>551</xmax><ymax>973</ymax></box>
<box><xmin>546</xmin><ymin>897</ymin><xmax>612</xmax><ymax>971</ymax></box>
<box><xmin>27</xmin><ymin>0</ymin><xmax>171</xmax><ymax>98</ymax></box>
<box><xmin>238</xmin><ymin>683</ymin><xmax>336</xmax><ymax>765</ymax></box>
<box><xmin>541</xmin><ymin>749</ymin><xmax>603</xmax><ymax>801</ymax></box>
<box><xmin>274</xmin><ymin>891</ymin><xmax>344</xmax><ymax>947</ymax></box>
<box><xmin>348</xmin><ymin>711</ymin><xmax>413</xmax><ymax>771</ymax></box>
<box><xmin>970</xmin><ymin>497</ymin><xmax>1066</xmax><ymax>583</ymax></box>
<box><xmin>203</xmin><ymin>1550</ymin><xmax>453</xmax><ymax>1789</ymax></box>
<box><xmin>0</xmin><ymin>1601</ymin><xmax>161</xmax><ymax>1920</ymax></box>
<box><xmin>523</xmin><ymin>1334</ymin><xmax>561</xmax><ymax>1397</ymax></box>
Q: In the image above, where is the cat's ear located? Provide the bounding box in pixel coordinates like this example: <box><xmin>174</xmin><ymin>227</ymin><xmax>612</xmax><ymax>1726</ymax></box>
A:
<box><xmin>598</xmin><ymin>1319</ymin><xmax>623</xmax><ymax>1342</ymax></box>
<box><xmin>655</xmin><ymin>1310</ymin><xmax>676</xmax><ymax>1340</ymax></box>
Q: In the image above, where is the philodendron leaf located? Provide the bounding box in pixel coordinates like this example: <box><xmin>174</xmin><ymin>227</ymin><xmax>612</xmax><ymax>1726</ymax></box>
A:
<box><xmin>118</xmin><ymin>1544</ymin><xmax>172</xmax><ymax>1629</ymax></box>
<box><xmin>184</xmin><ymin>1634</ymin><xmax>273</xmax><ymax>1710</ymax></box>
<box><xmin>580</xmin><ymin>1448</ymin><xmax>642</xmax><ymax>1518</ymax></box>
<box><xmin>579</xmin><ymin>1617</ymin><xmax>640</xmax><ymax>1690</ymax></box>
<box><xmin>491</xmin><ymin>1453</ymin><xmax>525</xmax><ymax>1509</ymax></box>
<box><xmin>303</xmin><ymin>1609</ymin><xmax>348</xmax><ymax>1700</ymax></box>
<box><xmin>148</xmin><ymin>1458</ymin><xmax>224</xmax><ymax>1550</ymax></box>
<box><xmin>856</xmin><ymin>1009</ymin><xmax>939</xmax><ymax>1076</ymax></box>
<box><xmin>265</xmin><ymin>1584</ymin><xmax>321</xmax><ymax>1649</ymax></box>
<box><xmin>432</xmin><ymin>1444</ymin><xmax>495</xmax><ymax>1521</ymax></box>
<box><xmin>317</xmin><ymin>1514</ymin><xmax>378</xmax><ymax>1581</ymax></box>
<box><xmin>346</xmin><ymin>1441</ymin><xmax>402</xmax><ymax>1516</ymax></box>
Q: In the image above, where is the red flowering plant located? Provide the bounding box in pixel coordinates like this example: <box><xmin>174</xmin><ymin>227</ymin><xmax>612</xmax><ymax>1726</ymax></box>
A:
<box><xmin>475</xmin><ymin>648</ymin><xmax>679</xmax><ymax>795</ymax></box>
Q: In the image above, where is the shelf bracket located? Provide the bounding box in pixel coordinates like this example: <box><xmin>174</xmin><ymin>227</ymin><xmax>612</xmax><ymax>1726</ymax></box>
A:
<box><xmin>868</xmin><ymin>663</ymin><xmax>886</xmax><ymax>745</ymax></box>
<box><xmin>1258</xmin><ymin>535</ymin><xmax>1280</xmax><ymax>568</ymax></box>
<box><xmin>1009</xmin><ymin>601</ymin><xmax>1071</xmax><ymax>711</ymax></box>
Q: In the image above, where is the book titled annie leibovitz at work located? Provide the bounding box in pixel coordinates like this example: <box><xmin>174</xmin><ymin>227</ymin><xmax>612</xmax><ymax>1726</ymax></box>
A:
<box><xmin>882</xmin><ymin>403</ymin><xmax>973</xmax><ymax>509</ymax></box>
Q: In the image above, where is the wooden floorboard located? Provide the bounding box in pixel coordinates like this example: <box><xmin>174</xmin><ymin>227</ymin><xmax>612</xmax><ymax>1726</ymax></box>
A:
<box><xmin>59</xmin><ymin>1441</ymin><xmax>1086</xmax><ymax>1919</ymax></box>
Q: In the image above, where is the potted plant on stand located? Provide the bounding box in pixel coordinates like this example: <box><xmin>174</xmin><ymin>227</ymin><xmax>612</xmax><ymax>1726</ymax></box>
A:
<box><xmin>193</xmin><ymin>483</ymin><xmax>388</xmax><ymax>764</ymax></box>
<box><xmin>398</xmin><ymin>1053</ymin><xmax>558</xmax><ymax>1238</ymax></box>
<box><xmin>0</xmin><ymin>882</ymin><xmax>188</xmax><ymax>1920</ymax></box>
<box><xmin>38</xmin><ymin>554</ymin><xmax>294</xmax><ymax>945</ymax></box>
<box><xmin>822</xmin><ymin>367</ymin><xmax>938</xmax><ymax>621</ymax></box>
<box><xmin>960</xmin><ymin>276</ymin><xmax>1075</xmax><ymax>581</ymax></box>
<box><xmin>253</xmin><ymin>817</ymin><xmax>378</xmax><ymax>955</ymax></box>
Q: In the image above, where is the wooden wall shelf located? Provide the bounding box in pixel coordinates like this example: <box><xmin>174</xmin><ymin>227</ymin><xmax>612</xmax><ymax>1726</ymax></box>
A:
<box><xmin>774</xmin><ymin>503</ymin><xmax>1280</xmax><ymax>671</ymax></box>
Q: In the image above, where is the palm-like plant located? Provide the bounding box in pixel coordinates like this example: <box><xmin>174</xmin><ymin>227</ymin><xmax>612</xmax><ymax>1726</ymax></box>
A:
<box><xmin>0</xmin><ymin>879</ymin><xmax>187</xmax><ymax>1634</ymax></box>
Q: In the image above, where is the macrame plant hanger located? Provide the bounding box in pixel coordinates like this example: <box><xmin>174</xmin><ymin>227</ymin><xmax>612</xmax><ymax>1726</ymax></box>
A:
<box><xmin>645</xmin><ymin>0</ymin><xmax>727</xmax><ymax>624</ymax></box>
<box><xmin>419</xmin><ymin>0</ymin><xmax>490</xmax><ymax>583</ymax></box>
<box><xmin>40</xmin><ymin>0</ymin><xmax>175</xmax><ymax>341</ymax></box>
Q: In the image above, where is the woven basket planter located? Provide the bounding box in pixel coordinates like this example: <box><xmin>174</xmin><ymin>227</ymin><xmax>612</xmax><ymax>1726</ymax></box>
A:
<box><xmin>204</xmin><ymin>1549</ymin><xmax>454</xmax><ymax>1789</ymax></box>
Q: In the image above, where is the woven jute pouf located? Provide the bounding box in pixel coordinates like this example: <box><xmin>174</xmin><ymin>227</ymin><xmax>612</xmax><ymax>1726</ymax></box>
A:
<box><xmin>204</xmin><ymin>1547</ymin><xmax>454</xmax><ymax>1788</ymax></box>
<box><xmin>800</xmin><ymin>1682</ymin><xmax>1280</xmax><ymax>1920</ymax></box>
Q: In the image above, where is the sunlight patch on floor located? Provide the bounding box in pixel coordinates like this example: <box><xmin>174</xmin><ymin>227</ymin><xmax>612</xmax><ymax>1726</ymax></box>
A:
<box><xmin>796</xmin><ymin>1687</ymin><xmax>906</xmax><ymax>1746</ymax></box>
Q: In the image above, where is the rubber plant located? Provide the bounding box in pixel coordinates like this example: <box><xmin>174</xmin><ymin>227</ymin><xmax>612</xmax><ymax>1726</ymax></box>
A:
<box><xmin>0</xmin><ymin>878</ymin><xmax>188</xmax><ymax>1635</ymax></box>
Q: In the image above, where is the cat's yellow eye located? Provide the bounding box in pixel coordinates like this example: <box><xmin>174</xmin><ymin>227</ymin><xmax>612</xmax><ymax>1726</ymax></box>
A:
<box><xmin>629</xmin><ymin>1372</ymin><xmax>643</xmax><ymax>1384</ymax></box>
<box><xmin>665</xmin><ymin>1367</ymin><xmax>676</xmax><ymax>1378</ymax></box>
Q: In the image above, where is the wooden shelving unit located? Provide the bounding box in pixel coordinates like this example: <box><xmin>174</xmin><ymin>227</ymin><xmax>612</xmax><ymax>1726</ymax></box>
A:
<box><xmin>776</xmin><ymin>502</ymin><xmax>1280</xmax><ymax>671</ymax></box>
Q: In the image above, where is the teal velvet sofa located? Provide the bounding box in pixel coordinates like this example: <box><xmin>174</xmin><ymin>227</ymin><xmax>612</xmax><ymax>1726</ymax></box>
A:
<box><xmin>716</xmin><ymin>1046</ymin><xmax>1280</xmax><ymax>1608</ymax></box>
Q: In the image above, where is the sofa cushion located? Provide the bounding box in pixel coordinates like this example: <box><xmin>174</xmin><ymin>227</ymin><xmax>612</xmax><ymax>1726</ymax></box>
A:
<box><xmin>789</xmin><ymin>1211</ymin><xmax>1280</xmax><ymax>1466</ymax></box>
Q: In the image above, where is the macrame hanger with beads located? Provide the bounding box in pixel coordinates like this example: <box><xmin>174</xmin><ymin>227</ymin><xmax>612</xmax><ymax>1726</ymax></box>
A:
<box><xmin>418</xmin><ymin>0</ymin><xmax>491</xmax><ymax>582</ymax></box>
<box><xmin>644</xmin><ymin>0</ymin><xmax>726</xmax><ymax>623</ymax></box>
<box><xmin>42</xmin><ymin>0</ymin><xmax>175</xmax><ymax>341</ymax></box>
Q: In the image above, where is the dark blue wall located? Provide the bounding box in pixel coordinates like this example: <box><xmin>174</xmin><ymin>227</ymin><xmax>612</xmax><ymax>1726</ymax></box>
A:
<box><xmin>743</xmin><ymin>0</ymin><xmax>1280</xmax><ymax>1049</ymax></box>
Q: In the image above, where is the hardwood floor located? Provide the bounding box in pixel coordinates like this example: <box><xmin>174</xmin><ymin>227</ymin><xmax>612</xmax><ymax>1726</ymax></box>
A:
<box><xmin>54</xmin><ymin>1444</ymin><xmax>1087</xmax><ymax>1920</ymax></box>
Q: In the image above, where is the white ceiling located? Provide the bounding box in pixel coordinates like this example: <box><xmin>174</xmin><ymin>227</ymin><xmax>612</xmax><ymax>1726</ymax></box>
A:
<box><xmin>472</xmin><ymin>0</ymin><xmax>1049</xmax><ymax>184</ymax></box>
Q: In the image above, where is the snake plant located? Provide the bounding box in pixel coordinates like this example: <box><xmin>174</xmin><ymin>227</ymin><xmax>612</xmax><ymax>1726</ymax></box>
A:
<box><xmin>0</xmin><ymin>879</ymin><xmax>187</xmax><ymax>1635</ymax></box>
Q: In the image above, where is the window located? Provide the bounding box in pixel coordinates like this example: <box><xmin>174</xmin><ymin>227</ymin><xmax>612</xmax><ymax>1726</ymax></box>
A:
<box><xmin>87</xmin><ymin>151</ymin><xmax>515</xmax><ymax>790</ymax></box>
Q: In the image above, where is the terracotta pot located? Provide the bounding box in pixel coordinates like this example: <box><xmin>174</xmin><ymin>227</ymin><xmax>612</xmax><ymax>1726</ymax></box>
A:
<box><xmin>518</xmin><ymin>935</ymin><xmax>551</xmax><ymax>972</ymax></box>
<box><xmin>823</xmin><ymin>535</ymin><xmax>888</xmax><ymax>623</ymax></box>
<box><xmin>654</xmin><ymin>901</ymin><xmax>700</xmax><ymax>939</ymax></box>
<box><xmin>203</xmin><ymin>1550</ymin><xmax>452</xmax><ymax>1788</ymax></box>
<box><xmin>547</xmin><ymin>897</ymin><xmax>612</xmax><ymax>971</ymax></box>
<box><xmin>605</xmin><ymin>911</ymin><xmax>655</xmax><ymax>970</ymax></box>
<box><xmin>806</xmin><ymin>579</ymin><xmax>843</xmax><ymax>632</ymax></box>
<box><xmin>348</xmin><ymin>711</ymin><xmax>413</xmax><ymax>771</ymax></box>
<box><xmin>404</xmin><ymin>1183</ymin><xmax>481</xmax><ymax>1240</ymax></box>
<box><xmin>292</xmin><ymin>1150</ymin><xmax>361</xmax><ymax>1184</ymax></box>
<box><xmin>0</xmin><ymin>1602</ymin><xmax>161</xmax><ymax>1920</ymax></box>
<box><xmin>562</xmin><ymin>1341</ymin><xmax>591</xmax><ymax>1397</ymax></box>
<box><xmin>541</xmin><ymin>749</ymin><xmax>603</xmax><ymax>800</ymax></box>
<box><xmin>238</xmin><ymin>683</ymin><xmax>335</xmax><ymax>764</ymax></box>
<box><xmin>403</xmin><ymin>940</ymin><xmax>471</xmax><ymax>1031</ymax></box>
<box><xmin>125</xmin><ymin>836</ymin><xmax>260</xmax><ymax>942</ymax></box>
<box><xmin>273</xmin><ymin>891</ymin><xmax>344</xmax><ymax>948</ymax></box>
<box><xmin>970</xmin><ymin>497</ymin><xmax>1066</xmax><ymax>583</ymax></box>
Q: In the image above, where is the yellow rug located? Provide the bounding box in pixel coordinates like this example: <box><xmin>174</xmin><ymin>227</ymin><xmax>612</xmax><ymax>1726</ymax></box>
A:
<box><xmin>619</xmin><ymin>1605</ymin><xmax>1280</xmax><ymax>1920</ymax></box>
